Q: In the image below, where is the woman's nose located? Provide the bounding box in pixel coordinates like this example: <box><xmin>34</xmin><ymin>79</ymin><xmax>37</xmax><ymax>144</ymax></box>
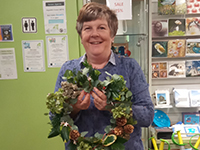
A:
<box><xmin>90</xmin><ymin>29</ymin><xmax>99</xmax><ymax>37</ymax></box>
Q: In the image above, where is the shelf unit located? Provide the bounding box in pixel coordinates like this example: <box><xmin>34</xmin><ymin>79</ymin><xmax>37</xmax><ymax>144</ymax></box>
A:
<box><xmin>149</xmin><ymin>0</ymin><xmax>200</xmax><ymax>149</ymax></box>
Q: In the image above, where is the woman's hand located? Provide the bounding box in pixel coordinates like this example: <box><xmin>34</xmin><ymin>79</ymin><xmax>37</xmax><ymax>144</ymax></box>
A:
<box><xmin>91</xmin><ymin>87</ymin><xmax>107</xmax><ymax>110</ymax></box>
<box><xmin>70</xmin><ymin>90</ymin><xmax>90</xmax><ymax>118</ymax></box>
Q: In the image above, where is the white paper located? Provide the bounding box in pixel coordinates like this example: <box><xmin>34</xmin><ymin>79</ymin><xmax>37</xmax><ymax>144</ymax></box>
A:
<box><xmin>106</xmin><ymin>0</ymin><xmax>132</xmax><ymax>20</ymax></box>
<box><xmin>173</xmin><ymin>89</ymin><xmax>190</xmax><ymax>107</ymax></box>
<box><xmin>46</xmin><ymin>35</ymin><xmax>69</xmax><ymax>67</ymax></box>
<box><xmin>0</xmin><ymin>48</ymin><xmax>17</xmax><ymax>79</ymax></box>
<box><xmin>22</xmin><ymin>40</ymin><xmax>45</xmax><ymax>72</ymax></box>
<box><xmin>43</xmin><ymin>1</ymin><xmax>67</xmax><ymax>34</ymax></box>
<box><xmin>190</xmin><ymin>90</ymin><xmax>200</xmax><ymax>107</ymax></box>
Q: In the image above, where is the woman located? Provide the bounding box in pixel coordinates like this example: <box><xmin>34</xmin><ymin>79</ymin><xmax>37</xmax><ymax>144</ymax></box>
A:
<box><xmin>54</xmin><ymin>2</ymin><xmax>154</xmax><ymax>149</ymax></box>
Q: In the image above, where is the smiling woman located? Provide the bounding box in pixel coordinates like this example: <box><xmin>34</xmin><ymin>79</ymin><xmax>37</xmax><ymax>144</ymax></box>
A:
<box><xmin>51</xmin><ymin>2</ymin><xmax>154</xmax><ymax>150</ymax></box>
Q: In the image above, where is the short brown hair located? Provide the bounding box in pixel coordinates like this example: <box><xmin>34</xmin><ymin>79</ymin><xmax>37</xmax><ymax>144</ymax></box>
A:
<box><xmin>76</xmin><ymin>2</ymin><xmax>118</xmax><ymax>38</ymax></box>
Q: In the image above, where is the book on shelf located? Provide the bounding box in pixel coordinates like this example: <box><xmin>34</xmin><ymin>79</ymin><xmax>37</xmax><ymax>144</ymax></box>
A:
<box><xmin>186</xmin><ymin>17</ymin><xmax>200</xmax><ymax>35</ymax></box>
<box><xmin>186</xmin><ymin>0</ymin><xmax>200</xmax><ymax>14</ymax></box>
<box><xmin>158</xmin><ymin>0</ymin><xmax>175</xmax><ymax>15</ymax></box>
<box><xmin>168</xmin><ymin>61</ymin><xmax>186</xmax><ymax>78</ymax></box>
<box><xmin>189</xmin><ymin>90</ymin><xmax>200</xmax><ymax>107</ymax></box>
<box><xmin>175</xmin><ymin>0</ymin><xmax>187</xmax><ymax>14</ymax></box>
<box><xmin>152</xmin><ymin>20</ymin><xmax>168</xmax><ymax>37</ymax></box>
<box><xmin>167</xmin><ymin>39</ymin><xmax>186</xmax><ymax>57</ymax></box>
<box><xmin>152</xmin><ymin>62</ymin><xmax>168</xmax><ymax>78</ymax></box>
<box><xmin>152</xmin><ymin>41</ymin><xmax>168</xmax><ymax>57</ymax></box>
<box><xmin>186</xmin><ymin>39</ymin><xmax>200</xmax><ymax>56</ymax></box>
<box><xmin>186</xmin><ymin>60</ymin><xmax>200</xmax><ymax>77</ymax></box>
<box><xmin>173</xmin><ymin>89</ymin><xmax>190</xmax><ymax>107</ymax></box>
<box><xmin>168</xmin><ymin>19</ymin><xmax>186</xmax><ymax>36</ymax></box>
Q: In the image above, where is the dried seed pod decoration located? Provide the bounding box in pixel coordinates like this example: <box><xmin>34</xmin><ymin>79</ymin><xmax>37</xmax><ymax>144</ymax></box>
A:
<box><xmin>116</xmin><ymin>116</ymin><xmax>127</xmax><ymax>127</ymax></box>
<box><xmin>114</xmin><ymin>126</ymin><xmax>123</xmax><ymax>136</ymax></box>
<box><xmin>124</xmin><ymin>124</ymin><xmax>134</xmax><ymax>134</ymax></box>
<box><xmin>69</xmin><ymin>130</ymin><xmax>80</xmax><ymax>141</ymax></box>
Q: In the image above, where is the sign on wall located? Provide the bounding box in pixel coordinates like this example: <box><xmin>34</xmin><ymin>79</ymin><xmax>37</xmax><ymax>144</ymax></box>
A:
<box><xmin>46</xmin><ymin>35</ymin><xmax>69</xmax><ymax>67</ymax></box>
<box><xmin>22</xmin><ymin>17</ymin><xmax>37</xmax><ymax>33</ymax></box>
<box><xmin>0</xmin><ymin>25</ymin><xmax>14</xmax><ymax>42</ymax></box>
<box><xmin>22</xmin><ymin>40</ymin><xmax>45</xmax><ymax>72</ymax></box>
<box><xmin>43</xmin><ymin>1</ymin><xmax>67</xmax><ymax>34</ymax></box>
<box><xmin>106</xmin><ymin>0</ymin><xmax>132</xmax><ymax>20</ymax></box>
<box><xmin>0</xmin><ymin>48</ymin><xmax>17</xmax><ymax>80</ymax></box>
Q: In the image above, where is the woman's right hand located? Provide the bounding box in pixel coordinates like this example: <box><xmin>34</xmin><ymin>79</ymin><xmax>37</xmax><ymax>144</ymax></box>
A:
<box><xmin>70</xmin><ymin>90</ymin><xmax>90</xmax><ymax>118</ymax></box>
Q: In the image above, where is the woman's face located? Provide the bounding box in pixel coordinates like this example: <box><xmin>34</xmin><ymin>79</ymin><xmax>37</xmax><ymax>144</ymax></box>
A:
<box><xmin>81</xmin><ymin>18</ymin><xmax>114</xmax><ymax>58</ymax></box>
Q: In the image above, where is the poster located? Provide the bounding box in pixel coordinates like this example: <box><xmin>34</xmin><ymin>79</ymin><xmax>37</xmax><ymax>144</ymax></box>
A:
<box><xmin>46</xmin><ymin>35</ymin><xmax>69</xmax><ymax>67</ymax></box>
<box><xmin>0</xmin><ymin>25</ymin><xmax>14</xmax><ymax>42</ymax></box>
<box><xmin>0</xmin><ymin>48</ymin><xmax>17</xmax><ymax>79</ymax></box>
<box><xmin>22</xmin><ymin>40</ymin><xmax>45</xmax><ymax>72</ymax></box>
<box><xmin>106</xmin><ymin>0</ymin><xmax>132</xmax><ymax>20</ymax></box>
<box><xmin>43</xmin><ymin>1</ymin><xmax>67</xmax><ymax>34</ymax></box>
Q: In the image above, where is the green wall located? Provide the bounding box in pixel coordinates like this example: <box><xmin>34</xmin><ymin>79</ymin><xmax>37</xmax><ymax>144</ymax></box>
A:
<box><xmin>0</xmin><ymin>0</ymin><xmax>82</xmax><ymax>150</ymax></box>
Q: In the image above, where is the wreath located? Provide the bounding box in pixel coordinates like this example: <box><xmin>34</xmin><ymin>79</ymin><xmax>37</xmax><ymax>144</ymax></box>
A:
<box><xmin>45</xmin><ymin>61</ymin><xmax>137</xmax><ymax>150</ymax></box>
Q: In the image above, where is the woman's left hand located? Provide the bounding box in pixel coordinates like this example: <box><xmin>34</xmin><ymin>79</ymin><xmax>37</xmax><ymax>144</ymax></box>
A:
<box><xmin>91</xmin><ymin>87</ymin><xmax>107</xmax><ymax>110</ymax></box>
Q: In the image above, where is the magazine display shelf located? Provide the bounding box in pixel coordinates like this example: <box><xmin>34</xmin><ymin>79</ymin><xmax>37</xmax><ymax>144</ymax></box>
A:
<box><xmin>150</xmin><ymin>0</ymin><xmax>200</xmax><ymax>149</ymax></box>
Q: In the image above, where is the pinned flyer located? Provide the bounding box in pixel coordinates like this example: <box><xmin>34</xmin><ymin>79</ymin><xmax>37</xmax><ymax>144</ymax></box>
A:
<box><xmin>106</xmin><ymin>0</ymin><xmax>132</xmax><ymax>20</ymax></box>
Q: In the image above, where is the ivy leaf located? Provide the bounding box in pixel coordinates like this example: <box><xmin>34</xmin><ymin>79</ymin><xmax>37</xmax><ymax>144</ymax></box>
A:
<box><xmin>115</xmin><ymin>136</ymin><xmax>128</xmax><ymax>144</ymax></box>
<box><xmin>71</xmin><ymin>125</ymin><xmax>78</xmax><ymax>130</ymax></box>
<box><xmin>104</xmin><ymin>125</ymin><xmax>112</xmax><ymax>133</ymax></box>
<box><xmin>69</xmin><ymin>98</ymin><xmax>77</xmax><ymax>105</ymax></box>
<box><xmin>112</xmin><ymin>74</ymin><xmax>121</xmax><ymax>81</ymax></box>
<box><xmin>92</xmin><ymin>79</ymin><xmax>100</xmax><ymax>87</ymax></box>
<box><xmin>94</xmin><ymin>132</ymin><xmax>104</xmax><ymax>139</ymax></box>
<box><xmin>102</xmin><ymin>80</ymin><xmax>111</xmax><ymax>87</ymax></box>
<box><xmin>81</xmin><ymin>131</ymin><xmax>88</xmax><ymax>137</ymax></box>
<box><xmin>111</xmin><ymin>141</ymin><xmax>125</xmax><ymax>150</ymax></box>
<box><xmin>126</xmin><ymin>91</ymin><xmax>132</xmax><ymax>98</ymax></box>
<box><xmin>48</xmin><ymin>126</ymin><xmax>60</xmax><ymax>138</ymax></box>
<box><xmin>61</xmin><ymin>126</ymin><xmax>70</xmax><ymax>142</ymax></box>
<box><xmin>82</xmin><ymin>67</ymin><xmax>89</xmax><ymax>75</ymax></box>
<box><xmin>67</xmin><ymin>141</ymin><xmax>77</xmax><ymax>150</ymax></box>
<box><xmin>110</xmin><ymin>118</ymin><xmax>116</xmax><ymax>124</ymax></box>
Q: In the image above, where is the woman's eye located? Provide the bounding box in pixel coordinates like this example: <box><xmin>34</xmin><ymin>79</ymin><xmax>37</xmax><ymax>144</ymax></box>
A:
<box><xmin>100</xmin><ymin>27</ymin><xmax>105</xmax><ymax>30</ymax></box>
<box><xmin>83</xmin><ymin>27</ymin><xmax>90</xmax><ymax>30</ymax></box>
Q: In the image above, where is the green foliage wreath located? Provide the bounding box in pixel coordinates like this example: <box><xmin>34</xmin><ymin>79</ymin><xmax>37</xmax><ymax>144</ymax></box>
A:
<box><xmin>45</xmin><ymin>61</ymin><xmax>137</xmax><ymax>150</ymax></box>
